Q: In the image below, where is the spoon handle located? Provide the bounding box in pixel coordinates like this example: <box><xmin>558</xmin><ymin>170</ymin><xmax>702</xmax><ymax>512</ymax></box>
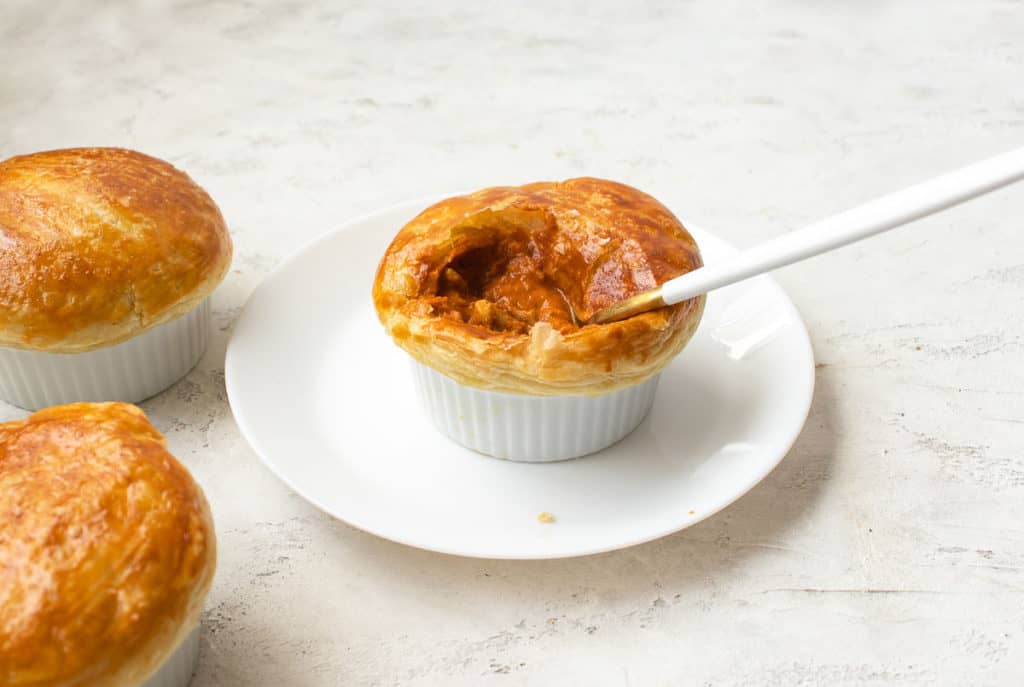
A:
<box><xmin>661</xmin><ymin>147</ymin><xmax>1024</xmax><ymax>305</ymax></box>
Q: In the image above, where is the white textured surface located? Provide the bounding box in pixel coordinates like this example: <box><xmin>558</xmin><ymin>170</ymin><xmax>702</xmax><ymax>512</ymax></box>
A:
<box><xmin>411</xmin><ymin>360</ymin><xmax>660</xmax><ymax>462</ymax></box>
<box><xmin>2</xmin><ymin>2</ymin><xmax>1023</xmax><ymax>685</ymax></box>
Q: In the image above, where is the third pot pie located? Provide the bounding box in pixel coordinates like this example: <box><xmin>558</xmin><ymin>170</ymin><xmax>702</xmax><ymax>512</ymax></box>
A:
<box><xmin>0</xmin><ymin>402</ymin><xmax>216</xmax><ymax>687</ymax></box>
<box><xmin>373</xmin><ymin>178</ymin><xmax>705</xmax><ymax>461</ymax></box>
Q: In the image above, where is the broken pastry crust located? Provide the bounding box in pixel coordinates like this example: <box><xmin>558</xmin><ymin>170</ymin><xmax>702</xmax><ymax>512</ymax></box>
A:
<box><xmin>373</xmin><ymin>178</ymin><xmax>704</xmax><ymax>396</ymax></box>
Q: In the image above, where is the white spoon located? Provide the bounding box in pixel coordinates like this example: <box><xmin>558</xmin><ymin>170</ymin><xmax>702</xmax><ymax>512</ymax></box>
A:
<box><xmin>589</xmin><ymin>147</ymin><xmax>1024</xmax><ymax>324</ymax></box>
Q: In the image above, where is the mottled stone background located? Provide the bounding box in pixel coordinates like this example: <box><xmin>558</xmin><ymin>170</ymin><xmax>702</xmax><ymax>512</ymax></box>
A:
<box><xmin>2</xmin><ymin>1</ymin><xmax>1023</xmax><ymax>685</ymax></box>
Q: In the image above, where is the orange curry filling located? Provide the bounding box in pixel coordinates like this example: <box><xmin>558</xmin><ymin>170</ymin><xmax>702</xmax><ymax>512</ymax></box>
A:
<box><xmin>417</xmin><ymin>205</ymin><xmax>680</xmax><ymax>335</ymax></box>
<box><xmin>429</xmin><ymin>230</ymin><xmax>578</xmax><ymax>335</ymax></box>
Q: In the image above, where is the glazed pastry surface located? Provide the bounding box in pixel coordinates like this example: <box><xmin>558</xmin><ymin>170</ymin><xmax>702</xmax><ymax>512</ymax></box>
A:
<box><xmin>0</xmin><ymin>402</ymin><xmax>216</xmax><ymax>687</ymax></box>
<box><xmin>373</xmin><ymin>178</ymin><xmax>705</xmax><ymax>395</ymax></box>
<box><xmin>0</xmin><ymin>147</ymin><xmax>232</xmax><ymax>352</ymax></box>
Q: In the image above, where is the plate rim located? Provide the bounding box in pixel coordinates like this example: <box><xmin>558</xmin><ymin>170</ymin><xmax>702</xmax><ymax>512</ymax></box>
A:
<box><xmin>225</xmin><ymin>196</ymin><xmax>816</xmax><ymax>559</ymax></box>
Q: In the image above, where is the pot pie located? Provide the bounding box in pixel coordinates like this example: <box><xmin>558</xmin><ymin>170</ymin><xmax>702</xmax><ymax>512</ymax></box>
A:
<box><xmin>0</xmin><ymin>147</ymin><xmax>232</xmax><ymax>409</ymax></box>
<box><xmin>0</xmin><ymin>402</ymin><xmax>216</xmax><ymax>687</ymax></box>
<box><xmin>373</xmin><ymin>178</ymin><xmax>705</xmax><ymax>461</ymax></box>
<box><xmin>373</xmin><ymin>177</ymin><xmax>705</xmax><ymax>396</ymax></box>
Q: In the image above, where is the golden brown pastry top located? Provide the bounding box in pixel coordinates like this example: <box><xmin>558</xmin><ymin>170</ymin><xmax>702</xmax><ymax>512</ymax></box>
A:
<box><xmin>0</xmin><ymin>403</ymin><xmax>216</xmax><ymax>687</ymax></box>
<box><xmin>373</xmin><ymin>178</ymin><xmax>705</xmax><ymax>395</ymax></box>
<box><xmin>0</xmin><ymin>148</ymin><xmax>232</xmax><ymax>352</ymax></box>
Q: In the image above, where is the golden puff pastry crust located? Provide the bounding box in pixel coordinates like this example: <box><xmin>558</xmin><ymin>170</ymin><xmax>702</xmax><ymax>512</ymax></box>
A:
<box><xmin>0</xmin><ymin>147</ymin><xmax>232</xmax><ymax>352</ymax></box>
<box><xmin>0</xmin><ymin>402</ymin><xmax>216</xmax><ymax>687</ymax></box>
<box><xmin>373</xmin><ymin>178</ymin><xmax>705</xmax><ymax>395</ymax></box>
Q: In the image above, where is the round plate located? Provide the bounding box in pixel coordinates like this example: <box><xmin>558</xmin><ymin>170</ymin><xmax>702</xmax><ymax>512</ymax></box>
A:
<box><xmin>226</xmin><ymin>198</ymin><xmax>815</xmax><ymax>559</ymax></box>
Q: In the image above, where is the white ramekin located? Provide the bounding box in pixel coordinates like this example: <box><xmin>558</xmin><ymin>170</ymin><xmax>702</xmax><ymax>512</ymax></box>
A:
<box><xmin>142</xmin><ymin>625</ymin><xmax>200</xmax><ymax>687</ymax></box>
<box><xmin>0</xmin><ymin>300</ymin><xmax>210</xmax><ymax>411</ymax></box>
<box><xmin>411</xmin><ymin>359</ymin><xmax>660</xmax><ymax>462</ymax></box>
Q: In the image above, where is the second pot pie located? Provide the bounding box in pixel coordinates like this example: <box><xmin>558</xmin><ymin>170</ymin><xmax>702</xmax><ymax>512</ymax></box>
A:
<box><xmin>0</xmin><ymin>147</ymin><xmax>232</xmax><ymax>409</ymax></box>
<box><xmin>373</xmin><ymin>177</ymin><xmax>705</xmax><ymax>396</ymax></box>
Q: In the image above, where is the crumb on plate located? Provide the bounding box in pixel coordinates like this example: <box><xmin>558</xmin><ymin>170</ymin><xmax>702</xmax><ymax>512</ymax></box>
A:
<box><xmin>537</xmin><ymin>511</ymin><xmax>556</xmax><ymax>524</ymax></box>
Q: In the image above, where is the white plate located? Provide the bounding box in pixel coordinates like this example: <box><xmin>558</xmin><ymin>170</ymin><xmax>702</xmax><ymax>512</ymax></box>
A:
<box><xmin>226</xmin><ymin>198</ymin><xmax>815</xmax><ymax>559</ymax></box>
